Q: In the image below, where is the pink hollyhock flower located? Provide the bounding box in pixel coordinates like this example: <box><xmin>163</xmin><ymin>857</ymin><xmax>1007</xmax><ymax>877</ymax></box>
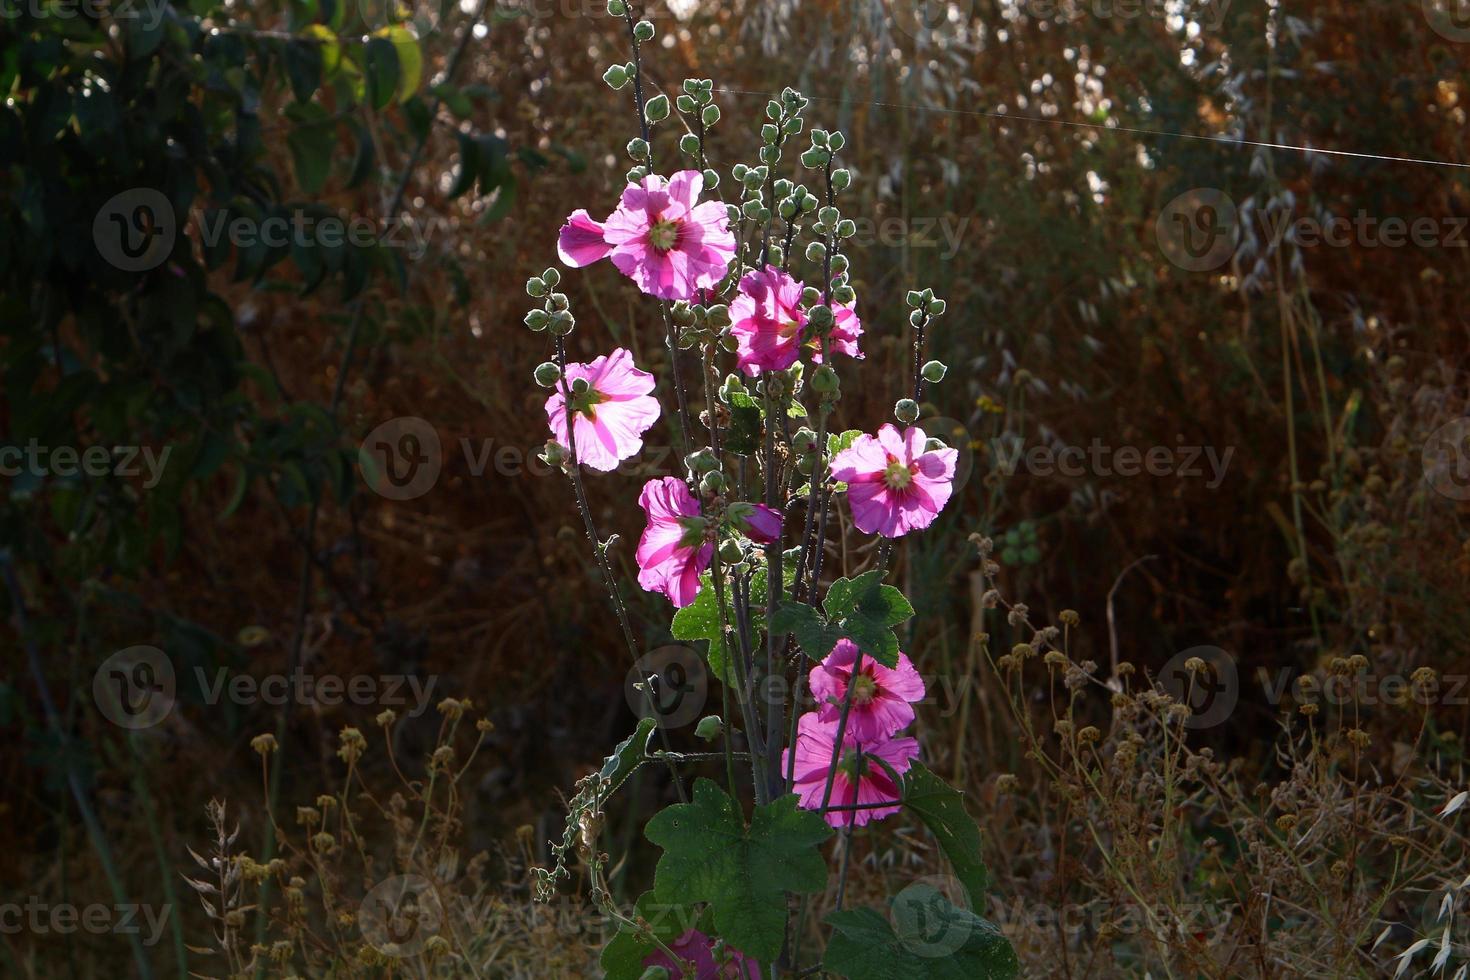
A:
<box><xmin>726</xmin><ymin>501</ymin><xmax>782</xmax><ymax>544</ymax></box>
<box><xmin>730</xmin><ymin>265</ymin><xmax>806</xmax><ymax>375</ymax></box>
<box><xmin>783</xmin><ymin>712</ymin><xmax>919</xmax><ymax>828</ymax></box>
<box><xmin>544</xmin><ymin>348</ymin><xmax>660</xmax><ymax>473</ymax></box>
<box><xmin>808</xmin><ymin>302</ymin><xmax>864</xmax><ymax>364</ymax></box>
<box><xmin>809</xmin><ymin>638</ymin><xmax>925</xmax><ymax>742</ymax></box>
<box><xmin>642</xmin><ymin>928</ymin><xmax>762</xmax><ymax>979</ymax></box>
<box><xmin>829</xmin><ymin>424</ymin><xmax>958</xmax><ymax>538</ymax></box>
<box><xmin>636</xmin><ymin>477</ymin><xmax>712</xmax><ymax>608</ymax></box>
<box><xmin>557</xmin><ymin>171</ymin><xmax>736</xmax><ymax>301</ymax></box>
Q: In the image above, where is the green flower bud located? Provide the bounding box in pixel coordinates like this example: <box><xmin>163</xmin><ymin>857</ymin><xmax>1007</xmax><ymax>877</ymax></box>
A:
<box><xmin>685</xmin><ymin>449</ymin><xmax>719</xmax><ymax>473</ymax></box>
<box><xmin>818</xmin><ymin>205</ymin><xmax>840</xmax><ymax>226</ymax></box>
<box><xmin>811</xmin><ymin>128</ymin><xmax>829</xmax><ymax>146</ymax></box>
<box><xmin>925</xmin><ymin>437</ymin><xmax>948</xmax><ymax>453</ymax></box>
<box><xmin>831</xmin><ymin>285</ymin><xmax>855</xmax><ymax>305</ymax></box>
<box><xmin>695</xmin><ymin>715</ymin><xmax>725</xmax><ymax>740</ymax></box>
<box><xmin>836</xmin><ymin>219</ymin><xmax>856</xmax><ymax>239</ymax></box>
<box><xmin>703</xmin><ymin>168</ymin><xmax>720</xmax><ymax>188</ymax></box>
<box><xmin>548</xmin><ymin>292</ymin><xmax>570</xmax><ymax>311</ymax></box>
<box><xmin>759</xmin><ymin>144</ymin><xmax>781</xmax><ymax>164</ymax></box>
<box><xmin>909</xmin><ymin>309</ymin><xmax>926</xmax><ymax>327</ymax></box>
<box><xmin>605</xmin><ymin>0</ymin><xmax>625</xmax><ymax>14</ymax></box>
<box><xmin>602</xmin><ymin>64</ymin><xmax>629</xmax><ymax>89</ymax></box>
<box><xmin>810</xmin><ymin>364</ymin><xmax>840</xmax><ymax>394</ymax></box>
<box><xmin>807</xmin><ymin>304</ymin><xmax>834</xmax><ymax>329</ymax></box>
<box><xmin>676</xmin><ymin>93</ymin><xmax>697</xmax><ymax>114</ymax></box>
<box><xmin>525</xmin><ymin>276</ymin><xmax>546</xmax><ymax>297</ymax></box>
<box><xmin>783</xmin><ymin>116</ymin><xmax>803</xmax><ymax>135</ymax></box>
<box><xmin>644</xmin><ymin>94</ymin><xmax>669</xmax><ymax>122</ymax></box>
<box><xmin>571</xmin><ymin>377</ymin><xmax>592</xmax><ymax>396</ymax></box>
<box><xmin>679</xmin><ymin>133</ymin><xmax>701</xmax><ymax>156</ymax></box>
<box><xmin>706</xmin><ymin>304</ymin><xmax>731</xmax><ymax>328</ymax></box>
<box><xmin>633</xmin><ymin>19</ymin><xmax>655</xmax><ymax>40</ymax></box>
<box><xmin>626</xmin><ymin>166</ymin><xmax>647</xmax><ymax>182</ymax></box>
<box><xmin>922</xmin><ymin>360</ymin><xmax>948</xmax><ymax>383</ymax></box>
<box><xmin>765</xmin><ymin>100</ymin><xmax>782</xmax><ymax>119</ymax></box>
<box><xmin>702</xmin><ymin>104</ymin><xmax>721</xmax><ymax>126</ymax></box>
<box><xmin>801</xmin><ymin>286</ymin><xmax>821</xmax><ymax>305</ymax></box>
<box><xmin>797</xmin><ymin>455</ymin><xmax>814</xmax><ymax>475</ymax></box>
<box><xmin>700</xmin><ymin>471</ymin><xmax>726</xmax><ymax>494</ymax></box>
<box><xmin>830</xmin><ymin>254</ymin><xmax>849</xmax><ymax>275</ymax></box>
<box><xmin>524</xmin><ymin>309</ymin><xmax>549</xmax><ymax>331</ymax></box>
<box><xmin>732</xmin><ymin>163</ymin><xmax>748</xmax><ymax>180</ymax></box>
<box><xmin>805</xmin><ymin>241</ymin><xmax>826</xmax><ymax>262</ymax></box>
<box><xmin>895</xmin><ymin>398</ymin><xmax>920</xmax><ymax>424</ymax></box>
<box><xmin>533</xmin><ymin>362</ymin><xmax>561</xmax><ymax>387</ymax></box>
<box><xmin>741</xmin><ymin>199</ymin><xmax>764</xmax><ymax>219</ymax></box>
<box><xmin>550</xmin><ymin>310</ymin><xmax>576</xmax><ymax>335</ymax></box>
<box><xmin>800</xmin><ymin>148</ymin><xmax>826</xmax><ymax>169</ymax></box>
<box><xmin>831</xmin><ymin>168</ymin><xmax>851</xmax><ymax>191</ymax></box>
<box><xmin>626</xmin><ymin>137</ymin><xmax>649</xmax><ymax>160</ymax></box>
<box><xmin>541</xmin><ymin>267</ymin><xmax>560</xmax><ymax>287</ymax></box>
<box><xmin>726</xmin><ymin>204</ymin><xmax>742</xmax><ymax>224</ymax></box>
<box><xmin>761</xmin><ymin>123</ymin><xmax>779</xmax><ymax>143</ymax></box>
<box><xmin>828</xmin><ymin>131</ymin><xmax>846</xmax><ymax>150</ymax></box>
<box><xmin>541</xmin><ymin>440</ymin><xmax>567</xmax><ymax>467</ymax></box>
<box><xmin>792</xmin><ymin>427</ymin><xmax>817</xmax><ymax>453</ymax></box>
<box><xmin>928</xmin><ymin>298</ymin><xmax>947</xmax><ymax>316</ymax></box>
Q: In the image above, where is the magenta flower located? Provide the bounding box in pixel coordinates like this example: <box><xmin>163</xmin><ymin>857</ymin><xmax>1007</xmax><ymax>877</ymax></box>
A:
<box><xmin>557</xmin><ymin>171</ymin><xmax>736</xmax><ymax>301</ymax></box>
<box><xmin>641</xmin><ymin>928</ymin><xmax>762</xmax><ymax>979</ymax></box>
<box><xmin>730</xmin><ymin>265</ymin><xmax>806</xmax><ymax>375</ymax></box>
<box><xmin>783</xmin><ymin>712</ymin><xmax>919</xmax><ymax>828</ymax></box>
<box><xmin>726</xmin><ymin>501</ymin><xmax>783</xmax><ymax>544</ymax></box>
<box><xmin>636</xmin><ymin>477</ymin><xmax>712</xmax><ymax>608</ymax></box>
<box><xmin>809</xmin><ymin>638</ymin><xmax>925</xmax><ymax>742</ymax></box>
<box><xmin>544</xmin><ymin>348</ymin><xmax>660</xmax><ymax>473</ymax></box>
<box><xmin>829</xmin><ymin>424</ymin><xmax>958</xmax><ymax>538</ymax></box>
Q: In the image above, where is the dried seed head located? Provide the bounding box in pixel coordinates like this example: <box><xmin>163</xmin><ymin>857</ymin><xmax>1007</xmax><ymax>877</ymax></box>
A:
<box><xmin>251</xmin><ymin>733</ymin><xmax>279</xmax><ymax>756</ymax></box>
<box><xmin>1059</xmin><ymin>609</ymin><xmax>1080</xmax><ymax>627</ymax></box>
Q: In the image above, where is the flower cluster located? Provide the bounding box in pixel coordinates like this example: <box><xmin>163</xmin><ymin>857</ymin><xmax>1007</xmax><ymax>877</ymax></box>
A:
<box><xmin>785</xmin><ymin>639</ymin><xmax>925</xmax><ymax>828</ymax></box>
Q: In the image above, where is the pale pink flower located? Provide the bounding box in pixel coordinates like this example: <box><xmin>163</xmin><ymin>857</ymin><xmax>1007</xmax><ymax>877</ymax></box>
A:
<box><xmin>636</xmin><ymin>477</ymin><xmax>711</xmax><ymax>608</ymax></box>
<box><xmin>809</xmin><ymin>639</ymin><xmax>925</xmax><ymax>742</ymax></box>
<box><xmin>730</xmin><ymin>265</ymin><xmax>806</xmax><ymax>375</ymax></box>
<box><xmin>544</xmin><ymin>348</ymin><xmax>660</xmax><ymax>473</ymax></box>
<box><xmin>557</xmin><ymin>171</ymin><xmax>735</xmax><ymax>301</ymax></box>
<box><xmin>829</xmin><ymin>424</ymin><xmax>958</xmax><ymax>538</ymax></box>
<box><xmin>642</xmin><ymin>928</ymin><xmax>762</xmax><ymax>979</ymax></box>
<box><xmin>783</xmin><ymin>712</ymin><xmax>919</xmax><ymax>828</ymax></box>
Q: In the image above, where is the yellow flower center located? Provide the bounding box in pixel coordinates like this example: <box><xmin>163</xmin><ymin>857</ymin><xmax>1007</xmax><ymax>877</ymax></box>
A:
<box><xmin>851</xmin><ymin>673</ymin><xmax>878</xmax><ymax>705</ymax></box>
<box><xmin>883</xmin><ymin>458</ymin><xmax>914</xmax><ymax>491</ymax></box>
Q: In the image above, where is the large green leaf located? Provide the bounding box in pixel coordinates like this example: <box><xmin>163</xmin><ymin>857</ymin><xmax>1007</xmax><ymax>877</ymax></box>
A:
<box><xmin>646</xmin><ymin>779</ymin><xmax>833</xmax><ymax>962</ymax></box>
<box><xmin>823</xmin><ymin>901</ymin><xmax>1017</xmax><ymax>980</ymax></box>
<box><xmin>903</xmin><ymin>762</ymin><xmax>990</xmax><ymax>902</ymax></box>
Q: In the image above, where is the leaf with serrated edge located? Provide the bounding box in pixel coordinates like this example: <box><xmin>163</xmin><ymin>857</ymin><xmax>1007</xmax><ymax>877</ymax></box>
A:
<box><xmin>645</xmin><ymin>779</ymin><xmax>832</xmax><ymax>962</ymax></box>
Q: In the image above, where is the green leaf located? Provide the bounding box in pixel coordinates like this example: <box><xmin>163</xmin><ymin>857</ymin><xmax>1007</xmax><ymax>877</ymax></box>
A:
<box><xmin>285</xmin><ymin>104</ymin><xmax>336</xmax><ymax>194</ymax></box>
<box><xmin>670</xmin><ymin>574</ymin><xmax>735</xmax><ymax>683</ymax></box>
<box><xmin>302</xmin><ymin>25</ymin><xmax>341</xmax><ymax>77</ymax></box>
<box><xmin>828</xmin><ymin>429</ymin><xmax>863</xmax><ymax>456</ymax></box>
<box><xmin>773</xmin><ymin>601</ymin><xmax>840</xmax><ymax>659</ymax></box>
<box><xmin>903</xmin><ymin>762</ymin><xmax>990</xmax><ymax>902</ymax></box>
<box><xmin>346</xmin><ymin>123</ymin><xmax>376</xmax><ymax>189</ymax></box>
<box><xmin>599</xmin><ymin>716</ymin><xmax>658</xmax><ymax>796</ymax></box>
<box><xmin>362</xmin><ymin>35</ymin><xmax>399</xmax><ymax>110</ymax></box>
<box><xmin>376</xmin><ymin>26</ymin><xmax>421</xmax><ymax>102</ymax></box>
<box><xmin>725</xmin><ymin>390</ymin><xmax>762</xmax><ymax>455</ymax></box>
<box><xmin>449</xmin><ymin>131</ymin><xmax>480</xmax><ymax>199</ymax></box>
<box><xmin>823</xmin><ymin>902</ymin><xmax>1017</xmax><ymax>979</ymax></box>
<box><xmin>283</xmin><ymin>39</ymin><xmax>323</xmax><ymax>101</ymax></box>
<box><xmin>820</xmin><ymin>569</ymin><xmax>912</xmax><ymax>667</ymax></box>
<box><xmin>646</xmin><ymin>780</ymin><xmax>832</xmax><ymax>962</ymax></box>
<box><xmin>600</xmin><ymin>893</ymin><xmax>709</xmax><ymax>980</ymax></box>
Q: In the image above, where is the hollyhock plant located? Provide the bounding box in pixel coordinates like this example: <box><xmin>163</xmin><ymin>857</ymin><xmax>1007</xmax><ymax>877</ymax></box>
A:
<box><xmin>544</xmin><ymin>348</ymin><xmax>660</xmax><ymax>473</ymax></box>
<box><xmin>784</xmin><ymin>712</ymin><xmax>919</xmax><ymax>828</ymax></box>
<box><xmin>829</xmin><ymin>423</ymin><xmax>959</xmax><ymax>538</ymax></box>
<box><xmin>809</xmin><ymin>638</ymin><xmax>925</xmax><ymax>742</ymax></box>
<box><xmin>641</xmin><ymin>929</ymin><xmax>762</xmax><ymax>979</ymax></box>
<box><xmin>636</xmin><ymin>476</ymin><xmax>711</xmax><ymax>608</ymax></box>
<box><xmin>557</xmin><ymin>171</ymin><xmax>736</xmax><ymax>301</ymax></box>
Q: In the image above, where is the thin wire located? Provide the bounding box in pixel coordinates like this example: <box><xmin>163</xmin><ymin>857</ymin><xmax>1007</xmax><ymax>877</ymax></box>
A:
<box><xmin>714</xmin><ymin>86</ymin><xmax>1470</xmax><ymax>172</ymax></box>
